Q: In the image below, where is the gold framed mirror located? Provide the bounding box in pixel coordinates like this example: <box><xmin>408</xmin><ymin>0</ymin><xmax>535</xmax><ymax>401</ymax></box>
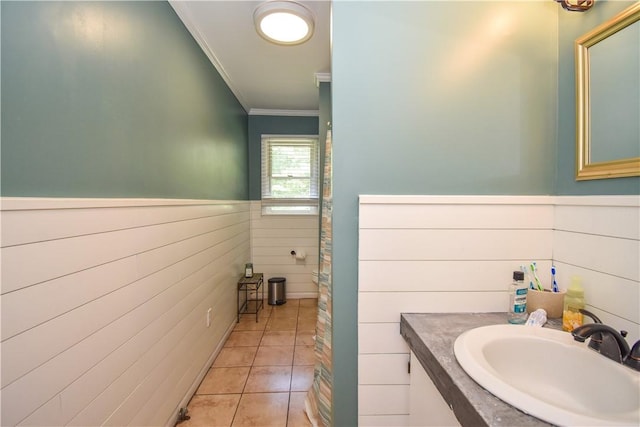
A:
<box><xmin>575</xmin><ymin>2</ymin><xmax>640</xmax><ymax>180</ymax></box>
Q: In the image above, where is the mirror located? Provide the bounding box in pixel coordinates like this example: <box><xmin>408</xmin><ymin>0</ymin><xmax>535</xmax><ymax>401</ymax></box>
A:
<box><xmin>575</xmin><ymin>2</ymin><xmax>640</xmax><ymax>180</ymax></box>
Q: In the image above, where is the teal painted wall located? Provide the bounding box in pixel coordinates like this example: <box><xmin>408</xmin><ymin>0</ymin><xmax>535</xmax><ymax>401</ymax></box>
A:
<box><xmin>556</xmin><ymin>0</ymin><xmax>640</xmax><ymax>194</ymax></box>
<box><xmin>318</xmin><ymin>82</ymin><xmax>332</xmax><ymax>217</ymax></box>
<box><xmin>319</xmin><ymin>81</ymin><xmax>332</xmax><ymax>160</ymax></box>
<box><xmin>331</xmin><ymin>2</ymin><xmax>559</xmax><ymax>424</ymax></box>
<box><xmin>247</xmin><ymin>115</ymin><xmax>319</xmax><ymax>200</ymax></box>
<box><xmin>1</xmin><ymin>1</ymin><xmax>248</xmax><ymax>200</ymax></box>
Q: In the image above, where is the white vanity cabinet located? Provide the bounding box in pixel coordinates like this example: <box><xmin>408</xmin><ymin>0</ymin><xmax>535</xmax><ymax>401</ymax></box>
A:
<box><xmin>403</xmin><ymin>314</ymin><xmax>552</xmax><ymax>426</ymax></box>
<box><xmin>409</xmin><ymin>351</ymin><xmax>460</xmax><ymax>427</ymax></box>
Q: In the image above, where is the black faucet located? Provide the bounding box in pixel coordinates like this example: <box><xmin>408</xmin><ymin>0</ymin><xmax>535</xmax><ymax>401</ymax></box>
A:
<box><xmin>579</xmin><ymin>308</ymin><xmax>602</xmax><ymax>324</ymax></box>
<box><xmin>572</xmin><ymin>322</ymin><xmax>640</xmax><ymax>371</ymax></box>
<box><xmin>579</xmin><ymin>309</ymin><xmax>609</xmax><ymax>353</ymax></box>
<box><xmin>627</xmin><ymin>341</ymin><xmax>640</xmax><ymax>371</ymax></box>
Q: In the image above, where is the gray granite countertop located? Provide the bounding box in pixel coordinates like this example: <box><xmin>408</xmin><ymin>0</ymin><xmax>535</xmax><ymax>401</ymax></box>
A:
<box><xmin>400</xmin><ymin>313</ymin><xmax>560</xmax><ymax>427</ymax></box>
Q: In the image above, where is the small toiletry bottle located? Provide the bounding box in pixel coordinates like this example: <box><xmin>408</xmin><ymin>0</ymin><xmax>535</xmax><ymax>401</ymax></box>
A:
<box><xmin>562</xmin><ymin>276</ymin><xmax>584</xmax><ymax>331</ymax></box>
<box><xmin>244</xmin><ymin>263</ymin><xmax>253</xmax><ymax>278</ymax></box>
<box><xmin>508</xmin><ymin>271</ymin><xmax>528</xmax><ymax>324</ymax></box>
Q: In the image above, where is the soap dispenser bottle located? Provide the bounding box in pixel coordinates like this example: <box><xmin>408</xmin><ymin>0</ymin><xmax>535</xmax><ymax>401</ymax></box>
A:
<box><xmin>508</xmin><ymin>271</ymin><xmax>528</xmax><ymax>324</ymax></box>
<box><xmin>562</xmin><ymin>276</ymin><xmax>585</xmax><ymax>331</ymax></box>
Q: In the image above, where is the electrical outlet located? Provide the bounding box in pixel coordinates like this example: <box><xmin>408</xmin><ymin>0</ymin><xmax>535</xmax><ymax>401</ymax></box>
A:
<box><xmin>206</xmin><ymin>308</ymin><xmax>212</xmax><ymax>327</ymax></box>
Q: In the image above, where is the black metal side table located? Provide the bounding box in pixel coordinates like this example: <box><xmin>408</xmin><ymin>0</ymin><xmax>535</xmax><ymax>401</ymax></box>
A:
<box><xmin>237</xmin><ymin>273</ymin><xmax>264</xmax><ymax>322</ymax></box>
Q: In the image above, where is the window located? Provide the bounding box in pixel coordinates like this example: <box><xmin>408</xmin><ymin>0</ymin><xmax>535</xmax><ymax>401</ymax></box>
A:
<box><xmin>261</xmin><ymin>135</ymin><xmax>319</xmax><ymax>215</ymax></box>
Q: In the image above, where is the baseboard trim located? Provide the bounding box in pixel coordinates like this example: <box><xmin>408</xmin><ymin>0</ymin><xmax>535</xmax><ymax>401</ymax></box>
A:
<box><xmin>167</xmin><ymin>319</ymin><xmax>237</xmax><ymax>427</ymax></box>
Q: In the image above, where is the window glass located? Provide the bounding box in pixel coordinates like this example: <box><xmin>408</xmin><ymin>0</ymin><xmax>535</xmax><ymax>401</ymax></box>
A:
<box><xmin>261</xmin><ymin>136</ymin><xmax>319</xmax><ymax>215</ymax></box>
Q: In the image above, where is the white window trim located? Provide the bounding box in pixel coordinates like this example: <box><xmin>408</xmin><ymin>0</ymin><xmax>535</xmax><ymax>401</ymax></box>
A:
<box><xmin>261</xmin><ymin>134</ymin><xmax>320</xmax><ymax>216</ymax></box>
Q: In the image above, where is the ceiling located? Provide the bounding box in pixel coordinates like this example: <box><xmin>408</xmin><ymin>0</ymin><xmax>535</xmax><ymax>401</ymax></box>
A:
<box><xmin>169</xmin><ymin>1</ymin><xmax>331</xmax><ymax>115</ymax></box>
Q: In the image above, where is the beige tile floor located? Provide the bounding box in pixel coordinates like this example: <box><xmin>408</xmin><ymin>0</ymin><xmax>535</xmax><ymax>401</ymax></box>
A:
<box><xmin>181</xmin><ymin>299</ymin><xmax>317</xmax><ymax>427</ymax></box>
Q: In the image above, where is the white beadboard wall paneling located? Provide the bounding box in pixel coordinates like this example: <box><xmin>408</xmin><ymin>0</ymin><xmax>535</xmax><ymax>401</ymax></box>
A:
<box><xmin>1</xmin><ymin>205</ymin><xmax>250</xmax><ymax>294</ymax></box>
<box><xmin>555</xmin><ymin>203</ymin><xmax>640</xmax><ymax>240</ymax></box>
<box><xmin>357</xmin><ymin>195</ymin><xmax>640</xmax><ymax>421</ymax></box>
<box><xmin>358</xmin><ymin>195</ymin><xmax>555</xmax><ymax>205</ymax></box>
<box><xmin>251</xmin><ymin>237</ymin><xmax>317</xmax><ymax>249</ymax></box>
<box><xmin>358</xmin><ymin>385</ymin><xmax>410</xmax><ymax>416</ymax></box>
<box><xmin>103</xmin><ymin>290</ymin><xmax>223</xmax><ymax>426</ymax></box>
<box><xmin>252</xmin><ymin>228</ymin><xmax>319</xmax><ymax>239</ymax></box>
<box><xmin>553</xmin><ymin>230</ymin><xmax>638</xmax><ymax>281</ymax></box>
<box><xmin>1</xmin><ymin>199</ymin><xmax>245</xmax><ymax>247</ymax></box>
<box><xmin>358</xmin><ymin>354</ymin><xmax>410</xmax><ymax>385</ymax></box>
<box><xmin>20</xmin><ymin>246</ymin><xmax>245</xmax><ymax>427</ymax></box>
<box><xmin>0</xmin><ymin>198</ymin><xmax>249</xmax><ymax>427</ymax></box>
<box><xmin>359</xmin><ymin>229</ymin><xmax>552</xmax><ymax>261</ymax></box>
<box><xmin>359</xmin><ymin>292</ymin><xmax>509</xmax><ymax>323</ymax></box>
<box><xmin>551</xmin><ymin>261</ymin><xmax>639</xmax><ymax>342</ymax></box>
<box><xmin>1</xmin><ymin>230</ymin><xmax>248</xmax><ymax>388</ymax></box>
<box><xmin>359</xmin><ymin>260</ymin><xmax>555</xmax><ymax>292</ymax></box>
<box><xmin>2</xmin><ymin>223</ymin><xmax>247</xmax><ymax>341</ymax></box>
<box><xmin>130</xmin><ymin>272</ymin><xmax>241</xmax><ymax>427</ymax></box>
<box><xmin>250</xmin><ymin>217</ymin><xmax>320</xmax><ymax>229</ymax></box>
<box><xmin>359</xmin><ymin>323</ymin><xmax>409</xmax><ymax>355</ymax></box>
<box><xmin>249</xmin><ymin>201</ymin><xmax>319</xmax><ymax>297</ymax></box>
<box><xmin>358</xmin><ymin>196</ymin><xmax>555</xmax><ymax>420</ymax></box>
<box><xmin>553</xmin><ymin>196</ymin><xmax>640</xmax><ymax>343</ymax></box>
<box><xmin>1</xmin><ymin>257</ymin><xmax>138</xmax><ymax>340</ymax></box>
<box><xmin>359</xmin><ymin>201</ymin><xmax>554</xmax><ymax>230</ymax></box>
<box><xmin>169</xmin><ymin>313</ymin><xmax>238</xmax><ymax>427</ymax></box>
<box><xmin>358</xmin><ymin>415</ymin><xmax>411</xmax><ymax>427</ymax></box>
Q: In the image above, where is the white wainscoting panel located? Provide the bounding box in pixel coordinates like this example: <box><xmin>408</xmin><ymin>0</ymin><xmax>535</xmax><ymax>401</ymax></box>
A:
<box><xmin>358</xmin><ymin>195</ymin><xmax>555</xmax><ymax>423</ymax></box>
<box><xmin>249</xmin><ymin>201</ymin><xmax>319</xmax><ymax>298</ymax></box>
<box><xmin>553</xmin><ymin>196</ymin><xmax>640</xmax><ymax>342</ymax></box>
<box><xmin>358</xmin><ymin>195</ymin><xmax>640</xmax><ymax>424</ymax></box>
<box><xmin>358</xmin><ymin>353</ymin><xmax>410</xmax><ymax>385</ymax></box>
<box><xmin>358</xmin><ymin>323</ymin><xmax>409</xmax><ymax>354</ymax></box>
<box><xmin>359</xmin><ymin>415</ymin><xmax>411</xmax><ymax>427</ymax></box>
<box><xmin>0</xmin><ymin>198</ymin><xmax>250</xmax><ymax>427</ymax></box>
<box><xmin>358</xmin><ymin>385</ymin><xmax>410</xmax><ymax>416</ymax></box>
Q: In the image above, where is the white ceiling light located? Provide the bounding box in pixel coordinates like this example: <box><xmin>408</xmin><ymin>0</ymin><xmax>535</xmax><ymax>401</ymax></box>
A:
<box><xmin>254</xmin><ymin>1</ymin><xmax>315</xmax><ymax>45</ymax></box>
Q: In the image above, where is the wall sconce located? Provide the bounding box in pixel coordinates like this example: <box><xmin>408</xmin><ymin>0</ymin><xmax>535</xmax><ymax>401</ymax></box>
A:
<box><xmin>555</xmin><ymin>0</ymin><xmax>595</xmax><ymax>12</ymax></box>
<box><xmin>254</xmin><ymin>1</ymin><xmax>315</xmax><ymax>45</ymax></box>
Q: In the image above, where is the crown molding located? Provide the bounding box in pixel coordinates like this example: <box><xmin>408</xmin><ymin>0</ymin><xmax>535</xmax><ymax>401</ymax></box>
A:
<box><xmin>249</xmin><ymin>109</ymin><xmax>320</xmax><ymax>117</ymax></box>
<box><xmin>169</xmin><ymin>1</ymin><xmax>250</xmax><ymax>113</ymax></box>
<box><xmin>314</xmin><ymin>72</ymin><xmax>332</xmax><ymax>87</ymax></box>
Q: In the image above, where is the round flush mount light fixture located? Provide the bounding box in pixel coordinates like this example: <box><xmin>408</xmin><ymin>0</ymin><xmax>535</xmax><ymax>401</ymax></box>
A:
<box><xmin>254</xmin><ymin>1</ymin><xmax>315</xmax><ymax>45</ymax></box>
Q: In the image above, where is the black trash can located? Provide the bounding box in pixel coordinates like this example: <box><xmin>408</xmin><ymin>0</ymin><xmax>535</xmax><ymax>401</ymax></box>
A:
<box><xmin>268</xmin><ymin>277</ymin><xmax>286</xmax><ymax>305</ymax></box>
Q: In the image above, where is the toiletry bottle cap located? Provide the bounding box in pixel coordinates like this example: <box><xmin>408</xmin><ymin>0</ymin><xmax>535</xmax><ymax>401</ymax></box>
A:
<box><xmin>513</xmin><ymin>271</ymin><xmax>525</xmax><ymax>281</ymax></box>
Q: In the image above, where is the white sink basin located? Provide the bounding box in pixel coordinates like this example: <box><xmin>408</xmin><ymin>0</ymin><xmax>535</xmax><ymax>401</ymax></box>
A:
<box><xmin>454</xmin><ymin>324</ymin><xmax>640</xmax><ymax>426</ymax></box>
